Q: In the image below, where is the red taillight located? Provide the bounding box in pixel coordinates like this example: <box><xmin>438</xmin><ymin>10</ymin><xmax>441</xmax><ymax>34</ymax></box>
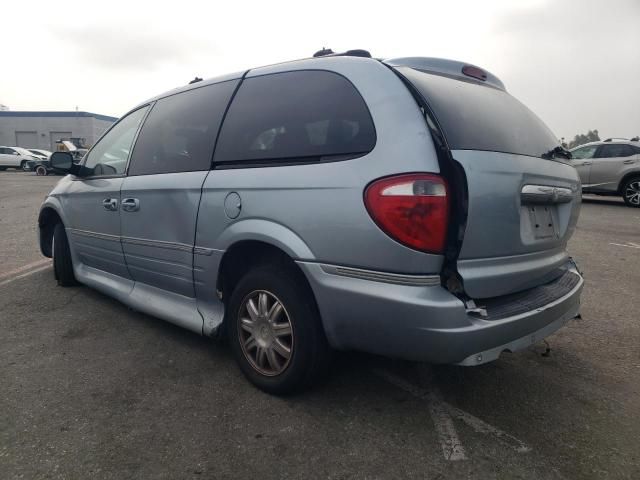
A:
<box><xmin>364</xmin><ymin>174</ymin><xmax>449</xmax><ymax>254</ymax></box>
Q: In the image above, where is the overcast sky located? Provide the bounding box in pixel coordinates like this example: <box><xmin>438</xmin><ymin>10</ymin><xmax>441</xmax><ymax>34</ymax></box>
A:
<box><xmin>2</xmin><ymin>0</ymin><xmax>638</xmax><ymax>141</ymax></box>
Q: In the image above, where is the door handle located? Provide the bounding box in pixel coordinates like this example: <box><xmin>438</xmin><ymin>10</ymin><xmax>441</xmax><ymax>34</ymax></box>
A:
<box><xmin>581</xmin><ymin>162</ymin><xmax>592</xmax><ymax>166</ymax></box>
<box><xmin>102</xmin><ymin>198</ymin><xmax>118</xmax><ymax>211</ymax></box>
<box><xmin>521</xmin><ymin>184</ymin><xmax>574</xmax><ymax>205</ymax></box>
<box><xmin>623</xmin><ymin>159</ymin><xmax>636</xmax><ymax>164</ymax></box>
<box><xmin>121</xmin><ymin>198</ymin><xmax>140</xmax><ymax>212</ymax></box>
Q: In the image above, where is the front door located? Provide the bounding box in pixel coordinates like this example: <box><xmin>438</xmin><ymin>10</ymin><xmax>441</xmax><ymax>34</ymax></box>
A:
<box><xmin>0</xmin><ymin>147</ymin><xmax>14</xmax><ymax>166</ymax></box>
<box><xmin>0</xmin><ymin>147</ymin><xmax>20</xmax><ymax>167</ymax></box>
<box><xmin>61</xmin><ymin>106</ymin><xmax>149</xmax><ymax>279</ymax></box>
<box><xmin>570</xmin><ymin>144</ymin><xmax>598</xmax><ymax>185</ymax></box>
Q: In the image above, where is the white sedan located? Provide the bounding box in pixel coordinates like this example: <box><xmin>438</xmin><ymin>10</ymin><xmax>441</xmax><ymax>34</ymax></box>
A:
<box><xmin>27</xmin><ymin>148</ymin><xmax>53</xmax><ymax>160</ymax></box>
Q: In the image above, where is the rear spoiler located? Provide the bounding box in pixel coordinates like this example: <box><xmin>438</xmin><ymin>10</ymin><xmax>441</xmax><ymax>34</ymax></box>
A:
<box><xmin>383</xmin><ymin>57</ymin><xmax>506</xmax><ymax>91</ymax></box>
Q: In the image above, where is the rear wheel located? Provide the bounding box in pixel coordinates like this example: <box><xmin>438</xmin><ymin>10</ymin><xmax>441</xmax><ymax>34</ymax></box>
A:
<box><xmin>227</xmin><ymin>264</ymin><xmax>330</xmax><ymax>395</ymax></box>
<box><xmin>622</xmin><ymin>177</ymin><xmax>640</xmax><ymax>207</ymax></box>
<box><xmin>53</xmin><ymin>223</ymin><xmax>78</xmax><ymax>286</ymax></box>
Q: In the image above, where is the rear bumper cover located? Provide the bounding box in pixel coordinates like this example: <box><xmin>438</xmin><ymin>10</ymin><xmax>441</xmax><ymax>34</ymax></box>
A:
<box><xmin>297</xmin><ymin>260</ymin><xmax>583</xmax><ymax>364</ymax></box>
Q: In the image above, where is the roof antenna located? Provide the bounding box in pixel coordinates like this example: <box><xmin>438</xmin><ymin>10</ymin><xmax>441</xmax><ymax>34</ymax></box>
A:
<box><xmin>189</xmin><ymin>77</ymin><xmax>203</xmax><ymax>85</ymax></box>
<box><xmin>313</xmin><ymin>47</ymin><xmax>334</xmax><ymax>57</ymax></box>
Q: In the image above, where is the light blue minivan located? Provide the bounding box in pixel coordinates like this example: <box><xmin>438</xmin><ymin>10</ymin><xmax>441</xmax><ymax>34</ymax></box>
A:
<box><xmin>40</xmin><ymin>51</ymin><xmax>583</xmax><ymax>394</ymax></box>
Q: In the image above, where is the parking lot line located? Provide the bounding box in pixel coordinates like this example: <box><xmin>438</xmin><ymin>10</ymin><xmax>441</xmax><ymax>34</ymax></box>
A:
<box><xmin>374</xmin><ymin>369</ymin><xmax>468</xmax><ymax>461</ymax></box>
<box><xmin>0</xmin><ymin>262</ymin><xmax>52</xmax><ymax>287</ymax></box>
<box><xmin>375</xmin><ymin>368</ymin><xmax>532</xmax><ymax>460</ymax></box>
<box><xmin>0</xmin><ymin>258</ymin><xmax>51</xmax><ymax>281</ymax></box>
<box><xmin>446</xmin><ymin>403</ymin><xmax>531</xmax><ymax>453</ymax></box>
<box><xmin>609</xmin><ymin>242</ymin><xmax>640</xmax><ymax>249</ymax></box>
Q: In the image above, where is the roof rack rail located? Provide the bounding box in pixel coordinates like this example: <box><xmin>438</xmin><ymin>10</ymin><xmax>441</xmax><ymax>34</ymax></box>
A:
<box><xmin>630</xmin><ymin>136</ymin><xmax>639</xmax><ymax>141</ymax></box>
<box><xmin>313</xmin><ymin>48</ymin><xmax>372</xmax><ymax>58</ymax></box>
<box><xmin>603</xmin><ymin>137</ymin><xmax>628</xmax><ymax>142</ymax></box>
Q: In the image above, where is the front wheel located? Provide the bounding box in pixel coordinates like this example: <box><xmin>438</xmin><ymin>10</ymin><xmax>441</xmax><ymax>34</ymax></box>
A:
<box><xmin>20</xmin><ymin>160</ymin><xmax>29</xmax><ymax>171</ymax></box>
<box><xmin>227</xmin><ymin>264</ymin><xmax>330</xmax><ymax>395</ymax></box>
<box><xmin>35</xmin><ymin>165</ymin><xmax>48</xmax><ymax>176</ymax></box>
<box><xmin>622</xmin><ymin>177</ymin><xmax>640</xmax><ymax>207</ymax></box>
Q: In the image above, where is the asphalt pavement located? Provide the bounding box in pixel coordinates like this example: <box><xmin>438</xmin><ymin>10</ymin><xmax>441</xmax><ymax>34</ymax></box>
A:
<box><xmin>1</xmin><ymin>171</ymin><xmax>639</xmax><ymax>479</ymax></box>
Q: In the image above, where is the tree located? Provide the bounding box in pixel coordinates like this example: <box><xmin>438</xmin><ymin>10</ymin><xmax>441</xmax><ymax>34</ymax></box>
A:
<box><xmin>567</xmin><ymin>129</ymin><xmax>600</xmax><ymax>149</ymax></box>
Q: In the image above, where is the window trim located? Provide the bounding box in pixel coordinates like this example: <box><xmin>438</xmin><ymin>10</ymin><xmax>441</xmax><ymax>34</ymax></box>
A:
<box><xmin>213</xmin><ymin>152</ymin><xmax>370</xmax><ymax>170</ymax></box>
<box><xmin>211</xmin><ymin>69</ymin><xmax>377</xmax><ymax>169</ymax></box>
<box><xmin>73</xmin><ymin>103</ymin><xmax>153</xmax><ymax>181</ymax></box>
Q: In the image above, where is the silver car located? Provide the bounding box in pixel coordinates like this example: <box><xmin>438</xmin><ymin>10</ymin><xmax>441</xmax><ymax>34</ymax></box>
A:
<box><xmin>39</xmin><ymin>52</ymin><xmax>584</xmax><ymax>394</ymax></box>
<box><xmin>570</xmin><ymin>139</ymin><xmax>640</xmax><ymax>207</ymax></box>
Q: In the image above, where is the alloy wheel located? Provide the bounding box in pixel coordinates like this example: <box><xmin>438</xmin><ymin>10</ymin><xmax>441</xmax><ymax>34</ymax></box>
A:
<box><xmin>625</xmin><ymin>181</ymin><xmax>640</xmax><ymax>206</ymax></box>
<box><xmin>238</xmin><ymin>290</ymin><xmax>294</xmax><ymax>376</ymax></box>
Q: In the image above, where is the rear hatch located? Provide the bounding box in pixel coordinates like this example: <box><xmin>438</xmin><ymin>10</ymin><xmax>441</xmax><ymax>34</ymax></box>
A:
<box><xmin>387</xmin><ymin>59</ymin><xmax>581</xmax><ymax>299</ymax></box>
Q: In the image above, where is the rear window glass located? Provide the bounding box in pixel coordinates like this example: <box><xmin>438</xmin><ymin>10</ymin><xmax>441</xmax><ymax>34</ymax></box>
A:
<box><xmin>214</xmin><ymin>70</ymin><xmax>375</xmax><ymax>165</ymax></box>
<box><xmin>398</xmin><ymin>67</ymin><xmax>559</xmax><ymax>159</ymax></box>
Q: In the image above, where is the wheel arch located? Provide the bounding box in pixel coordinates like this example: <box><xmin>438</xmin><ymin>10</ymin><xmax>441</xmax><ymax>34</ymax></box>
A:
<box><xmin>38</xmin><ymin>203</ymin><xmax>65</xmax><ymax>258</ymax></box>
<box><xmin>216</xmin><ymin>239</ymin><xmax>314</xmax><ymax>304</ymax></box>
<box><xmin>618</xmin><ymin>171</ymin><xmax>640</xmax><ymax>194</ymax></box>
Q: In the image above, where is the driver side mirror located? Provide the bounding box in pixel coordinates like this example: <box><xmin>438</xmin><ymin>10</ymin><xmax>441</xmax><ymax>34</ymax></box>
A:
<box><xmin>50</xmin><ymin>151</ymin><xmax>80</xmax><ymax>175</ymax></box>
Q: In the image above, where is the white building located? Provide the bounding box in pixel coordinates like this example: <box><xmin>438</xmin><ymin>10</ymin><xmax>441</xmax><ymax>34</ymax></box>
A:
<box><xmin>0</xmin><ymin>111</ymin><xmax>117</xmax><ymax>150</ymax></box>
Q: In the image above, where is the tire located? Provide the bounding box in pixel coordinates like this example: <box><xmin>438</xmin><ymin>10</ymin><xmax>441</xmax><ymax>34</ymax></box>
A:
<box><xmin>227</xmin><ymin>263</ymin><xmax>330</xmax><ymax>395</ymax></box>
<box><xmin>622</xmin><ymin>177</ymin><xmax>640</xmax><ymax>207</ymax></box>
<box><xmin>53</xmin><ymin>223</ymin><xmax>78</xmax><ymax>286</ymax></box>
<box><xmin>20</xmin><ymin>160</ymin><xmax>29</xmax><ymax>171</ymax></box>
<box><xmin>35</xmin><ymin>165</ymin><xmax>48</xmax><ymax>176</ymax></box>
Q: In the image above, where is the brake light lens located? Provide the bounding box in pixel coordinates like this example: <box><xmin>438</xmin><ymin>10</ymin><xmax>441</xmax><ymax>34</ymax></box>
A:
<box><xmin>364</xmin><ymin>174</ymin><xmax>449</xmax><ymax>254</ymax></box>
<box><xmin>462</xmin><ymin>65</ymin><xmax>487</xmax><ymax>81</ymax></box>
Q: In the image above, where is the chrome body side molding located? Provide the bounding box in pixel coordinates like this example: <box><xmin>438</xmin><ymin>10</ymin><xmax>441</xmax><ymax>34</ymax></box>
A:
<box><xmin>69</xmin><ymin>228</ymin><xmax>218</xmax><ymax>256</ymax></box>
<box><xmin>319</xmin><ymin>264</ymin><xmax>441</xmax><ymax>287</ymax></box>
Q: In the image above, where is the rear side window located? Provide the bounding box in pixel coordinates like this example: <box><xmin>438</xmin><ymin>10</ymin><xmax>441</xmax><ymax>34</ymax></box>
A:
<box><xmin>597</xmin><ymin>144</ymin><xmax>634</xmax><ymax>158</ymax></box>
<box><xmin>214</xmin><ymin>70</ymin><xmax>375</xmax><ymax>165</ymax></box>
<box><xmin>398</xmin><ymin>67</ymin><xmax>559</xmax><ymax>159</ymax></box>
<box><xmin>128</xmin><ymin>80</ymin><xmax>238</xmax><ymax>176</ymax></box>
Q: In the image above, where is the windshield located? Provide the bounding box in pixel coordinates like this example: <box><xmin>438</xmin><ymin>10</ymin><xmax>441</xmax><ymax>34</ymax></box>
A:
<box><xmin>15</xmin><ymin>147</ymin><xmax>37</xmax><ymax>157</ymax></box>
<box><xmin>397</xmin><ymin>67</ymin><xmax>560</xmax><ymax>159</ymax></box>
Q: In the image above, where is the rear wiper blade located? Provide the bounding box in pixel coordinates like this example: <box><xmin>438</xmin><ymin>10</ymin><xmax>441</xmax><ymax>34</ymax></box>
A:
<box><xmin>542</xmin><ymin>146</ymin><xmax>572</xmax><ymax>160</ymax></box>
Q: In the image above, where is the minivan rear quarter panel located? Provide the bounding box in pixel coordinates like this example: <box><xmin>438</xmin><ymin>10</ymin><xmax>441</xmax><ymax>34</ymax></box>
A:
<box><xmin>197</xmin><ymin>57</ymin><xmax>446</xmax><ymax>274</ymax></box>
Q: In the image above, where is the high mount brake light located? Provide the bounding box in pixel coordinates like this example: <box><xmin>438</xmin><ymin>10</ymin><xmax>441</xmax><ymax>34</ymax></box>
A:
<box><xmin>462</xmin><ymin>65</ymin><xmax>487</xmax><ymax>81</ymax></box>
<box><xmin>364</xmin><ymin>174</ymin><xmax>449</xmax><ymax>254</ymax></box>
